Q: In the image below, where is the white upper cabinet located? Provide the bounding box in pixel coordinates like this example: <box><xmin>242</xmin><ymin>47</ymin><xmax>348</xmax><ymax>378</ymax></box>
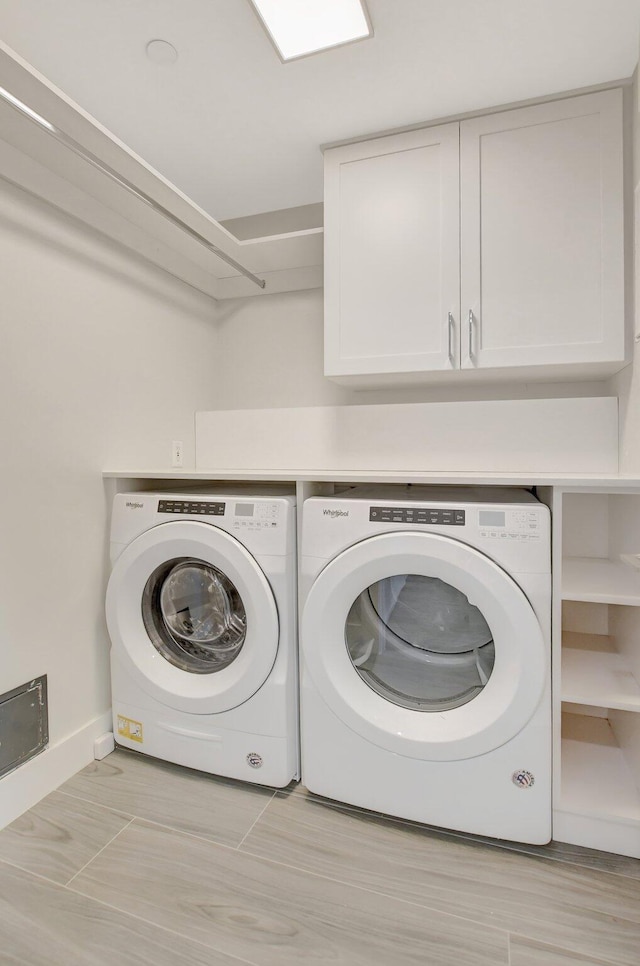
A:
<box><xmin>324</xmin><ymin>124</ymin><xmax>460</xmax><ymax>378</ymax></box>
<box><xmin>460</xmin><ymin>90</ymin><xmax>624</xmax><ymax>370</ymax></box>
<box><xmin>324</xmin><ymin>89</ymin><xmax>625</xmax><ymax>384</ymax></box>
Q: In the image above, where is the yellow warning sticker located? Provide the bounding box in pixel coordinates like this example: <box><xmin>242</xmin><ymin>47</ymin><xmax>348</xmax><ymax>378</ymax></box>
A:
<box><xmin>117</xmin><ymin>715</ymin><xmax>143</xmax><ymax>743</ymax></box>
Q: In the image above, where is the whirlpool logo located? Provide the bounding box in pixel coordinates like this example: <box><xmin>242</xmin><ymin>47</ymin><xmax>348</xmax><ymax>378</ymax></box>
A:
<box><xmin>125</xmin><ymin>501</ymin><xmax>144</xmax><ymax>510</ymax></box>
<box><xmin>323</xmin><ymin>509</ymin><xmax>349</xmax><ymax>518</ymax></box>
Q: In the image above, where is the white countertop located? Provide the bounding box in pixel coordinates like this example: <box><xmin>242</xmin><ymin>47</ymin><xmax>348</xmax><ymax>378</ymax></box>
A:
<box><xmin>103</xmin><ymin>469</ymin><xmax>640</xmax><ymax>489</ymax></box>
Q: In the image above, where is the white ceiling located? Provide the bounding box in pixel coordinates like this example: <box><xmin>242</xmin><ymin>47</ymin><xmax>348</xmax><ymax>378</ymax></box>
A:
<box><xmin>0</xmin><ymin>0</ymin><xmax>639</xmax><ymax>222</ymax></box>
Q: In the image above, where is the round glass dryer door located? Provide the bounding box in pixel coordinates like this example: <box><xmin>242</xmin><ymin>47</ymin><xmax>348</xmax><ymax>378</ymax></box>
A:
<box><xmin>346</xmin><ymin>574</ymin><xmax>495</xmax><ymax>712</ymax></box>
<box><xmin>301</xmin><ymin>531</ymin><xmax>547</xmax><ymax>761</ymax></box>
<box><xmin>142</xmin><ymin>558</ymin><xmax>247</xmax><ymax>674</ymax></box>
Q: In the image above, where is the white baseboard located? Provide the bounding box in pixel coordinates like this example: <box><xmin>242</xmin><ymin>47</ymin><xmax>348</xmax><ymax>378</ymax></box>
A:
<box><xmin>0</xmin><ymin>710</ymin><xmax>112</xmax><ymax>830</ymax></box>
<box><xmin>553</xmin><ymin>808</ymin><xmax>640</xmax><ymax>859</ymax></box>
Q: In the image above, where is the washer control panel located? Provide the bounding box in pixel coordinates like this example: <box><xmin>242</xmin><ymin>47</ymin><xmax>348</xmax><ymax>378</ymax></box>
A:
<box><xmin>370</xmin><ymin>506</ymin><xmax>466</xmax><ymax>525</ymax></box>
<box><xmin>232</xmin><ymin>501</ymin><xmax>280</xmax><ymax>530</ymax></box>
<box><xmin>158</xmin><ymin>500</ymin><xmax>224</xmax><ymax>516</ymax></box>
<box><xmin>478</xmin><ymin>508</ymin><xmax>542</xmax><ymax>541</ymax></box>
<box><xmin>157</xmin><ymin>499</ymin><xmax>281</xmax><ymax>529</ymax></box>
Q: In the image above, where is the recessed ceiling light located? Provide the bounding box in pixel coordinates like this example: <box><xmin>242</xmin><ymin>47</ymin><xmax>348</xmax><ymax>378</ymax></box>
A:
<box><xmin>249</xmin><ymin>0</ymin><xmax>372</xmax><ymax>62</ymax></box>
<box><xmin>145</xmin><ymin>39</ymin><xmax>179</xmax><ymax>65</ymax></box>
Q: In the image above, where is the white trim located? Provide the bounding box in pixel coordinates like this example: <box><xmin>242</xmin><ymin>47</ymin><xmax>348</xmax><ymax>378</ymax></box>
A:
<box><xmin>553</xmin><ymin>808</ymin><xmax>640</xmax><ymax>859</ymax></box>
<box><xmin>0</xmin><ymin>710</ymin><xmax>112</xmax><ymax>830</ymax></box>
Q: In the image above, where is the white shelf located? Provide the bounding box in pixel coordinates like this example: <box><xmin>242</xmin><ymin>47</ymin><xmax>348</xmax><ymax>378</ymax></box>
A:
<box><xmin>562</xmin><ymin>632</ymin><xmax>640</xmax><ymax>712</ymax></box>
<box><xmin>560</xmin><ymin>714</ymin><xmax>640</xmax><ymax>825</ymax></box>
<box><xmin>562</xmin><ymin>556</ymin><xmax>640</xmax><ymax>605</ymax></box>
<box><xmin>0</xmin><ymin>42</ymin><xmax>322</xmax><ymax>301</ymax></box>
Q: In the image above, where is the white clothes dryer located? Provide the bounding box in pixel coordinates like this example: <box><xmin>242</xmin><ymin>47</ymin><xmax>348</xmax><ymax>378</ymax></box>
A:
<box><xmin>106</xmin><ymin>490</ymin><xmax>298</xmax><ymax>787</ymax></box>
<box><xmin>300</xmin><ymin>486</ymin><xmax>551</xmax><ymax>843</ymax></box>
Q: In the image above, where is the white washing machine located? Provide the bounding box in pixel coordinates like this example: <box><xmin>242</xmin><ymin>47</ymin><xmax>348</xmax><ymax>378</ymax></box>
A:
<box><xmin>106</xmin><ymin>489</ymin><xmax>298</xmax><ymax>787</ymax></box>
<box><xmin>300</xmin><ymin>486</ymin><xmax>551</xmax><ymax>843</ymax></box>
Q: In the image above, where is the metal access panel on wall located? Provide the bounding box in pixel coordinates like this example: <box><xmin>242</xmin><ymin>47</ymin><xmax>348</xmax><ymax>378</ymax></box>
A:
<box><xmin>0</xmin><ymin>676</ymin><xmax>48</xmax><ymax>779</ymax></box>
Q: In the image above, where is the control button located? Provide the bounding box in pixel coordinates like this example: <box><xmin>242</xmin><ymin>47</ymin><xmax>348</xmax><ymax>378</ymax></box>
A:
<box><xmin>369</xmin><ymin>506</ymin><xmax>466</xmax><ymax>526</ymax></box>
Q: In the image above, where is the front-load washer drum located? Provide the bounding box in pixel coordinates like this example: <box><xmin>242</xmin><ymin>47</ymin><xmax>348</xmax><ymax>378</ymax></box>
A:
<box><xmin>106</xmin><ymin>521</ymin><xmax>279</xmax><ymax>714</ymax></box>
<box><xmin>302</xmin><ymin>531</ymin><xmax>548</xmax><ymax>762</ymax></box>
<box><xmin>142</xmin><ymin>558</ymin><xmax>247</xmax><ymax>674</ymax></box>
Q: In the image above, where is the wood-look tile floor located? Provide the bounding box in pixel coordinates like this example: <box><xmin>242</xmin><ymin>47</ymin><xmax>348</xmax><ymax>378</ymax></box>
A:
<box><xmin>0</xmin><ymin>750</ymin><xmax>638</xmax><ymax>965</ymax></box>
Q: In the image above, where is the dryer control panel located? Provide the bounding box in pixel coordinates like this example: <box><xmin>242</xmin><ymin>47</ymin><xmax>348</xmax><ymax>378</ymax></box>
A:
<box><xmin>303</xmin><ymin>491</ymin><xmax>549</xmax><ymax>574</ymax></box>
<box><xmin>370</xmin><ymin>506</ymin><xmax>465</xmax><ymax>525</ymax></box>
<box><xmin>478</xmin><ymin>508</ymin><xmax>542</xmax><ymax>542</ymax></box>
<box><xmin>367</xmin><ymin>504</ymin><xmax>541</xmax><ymax>542</ymax></box>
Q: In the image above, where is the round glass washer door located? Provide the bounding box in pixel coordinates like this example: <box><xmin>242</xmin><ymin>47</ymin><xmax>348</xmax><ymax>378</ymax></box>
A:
<box><xmin>302</xmin><ymin>531</ymin><xmax>547</xmax><ymax>762</ymax></box>
<box><xmin>142</xmin><ymin>558</ymin><xmax>247</xmax><ymax>674</ymax></box>
<box><xmin>106</xmin><ymin>521</ymin><xmax>279</xmax><ymax>714</ymax></box>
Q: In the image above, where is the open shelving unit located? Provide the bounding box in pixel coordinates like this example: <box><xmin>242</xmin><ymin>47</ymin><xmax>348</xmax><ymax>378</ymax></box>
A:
<box><xmin>561</xmin><ymin>713</ymin><xmax>640</xmax><ymax>813</ymax></box>
<box><xmin>556</xmin><ymin>491</ymin><xmax>640</xmax><ymax>858</ymax></box>
<box><xmin>562</xmin><ymin>631</ymin><xmax>640</xmax><ymax>712</ymax></box>
<box><xmin>562</xmin><ymin>556</ymin><xmax>640</xmax><ymax>605</ymax></box>
<box><xmin>0</xmin><ymin>41</ymin><xmax>323</xmax><ymax>301</ymax></box>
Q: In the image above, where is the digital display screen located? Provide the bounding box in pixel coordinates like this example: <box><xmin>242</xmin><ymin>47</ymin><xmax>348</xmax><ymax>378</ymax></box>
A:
<box><xmin>479</xmin><ymin>510</ymin><xmax>506</xmax><ymax>527</ymax></box>
<box><xmin>235</xmin><ymin>503</ymin><xmax>254</xmax><ymax>517</ymax></box>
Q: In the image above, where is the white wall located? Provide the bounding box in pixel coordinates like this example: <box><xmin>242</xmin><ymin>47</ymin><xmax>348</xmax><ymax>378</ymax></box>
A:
<box><xmin>0</xmin><ymin>178</ymin><xmax>218</xmax><ymax>808</ymax></box>
<box><xmin>211</xmin><ymin>287</ymin><xmax>611</xmax><ymax>411</ymax></box>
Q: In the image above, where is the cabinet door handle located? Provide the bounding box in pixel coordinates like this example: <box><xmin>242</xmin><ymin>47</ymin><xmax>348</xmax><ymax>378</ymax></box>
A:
<box><xmin>447</xmin><ymin>312</ymin><xmax>455</xmax><ymax>365</ymax></box>
<box><xmin>468</xmin><ymin>310</ymin><xmax>475</xmax><ymax>364</ymax></box>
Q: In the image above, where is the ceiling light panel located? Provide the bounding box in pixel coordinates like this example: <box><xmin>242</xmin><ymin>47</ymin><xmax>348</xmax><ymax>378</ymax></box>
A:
<box><xmin>250</xmin><ymin>0</ymin><xmax>372</xmax><ymax>62</ymax></box>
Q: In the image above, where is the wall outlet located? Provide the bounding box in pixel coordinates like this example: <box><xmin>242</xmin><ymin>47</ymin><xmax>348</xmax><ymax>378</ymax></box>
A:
<box><xmin>171</xmin><ymin>440</ymin><xmax>184</xmax><ymax>467</ymax></box>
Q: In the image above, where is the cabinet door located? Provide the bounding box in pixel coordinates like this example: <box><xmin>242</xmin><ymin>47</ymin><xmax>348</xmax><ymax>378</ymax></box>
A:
<box><xmin>460</xmin><ymin>89</ymin><xmax>624</xmax><ymax>370</ymax></box>
<box><xmin>324</xmin><ymin>124</ymin><xmax>460</xmax><ymax>378</ymax></box>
